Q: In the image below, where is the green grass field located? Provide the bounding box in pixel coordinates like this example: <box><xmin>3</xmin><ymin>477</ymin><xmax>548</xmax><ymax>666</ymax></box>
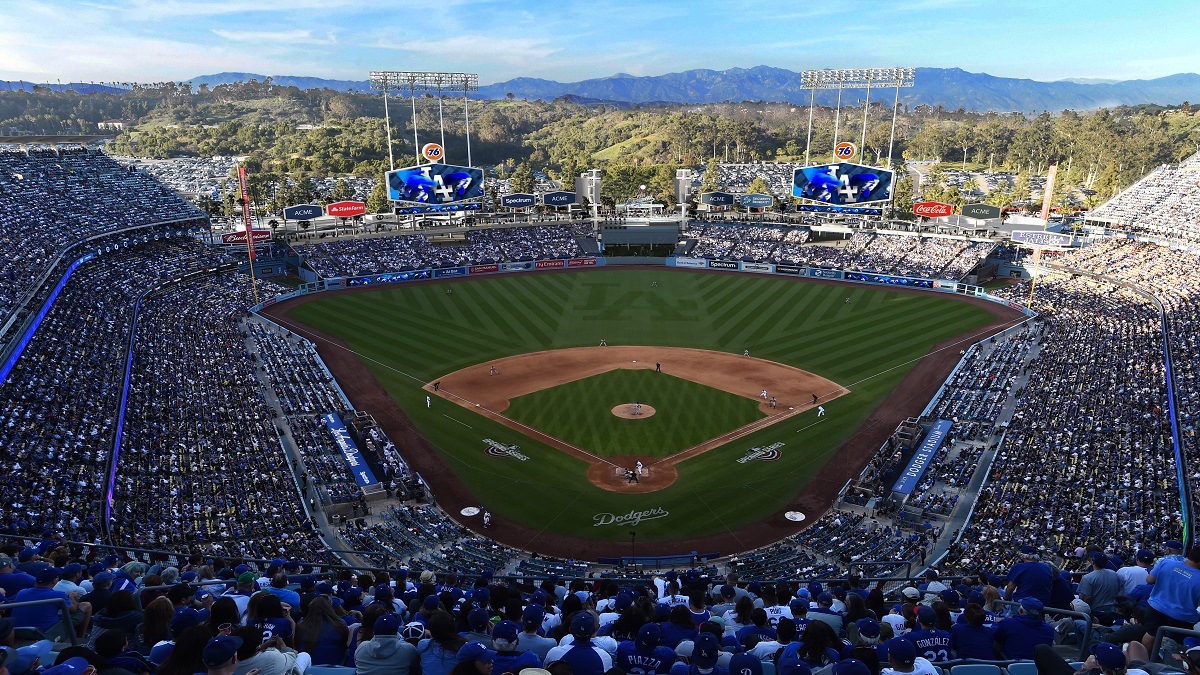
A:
<box><xmin>285</xmin><ymin>268</ymin><xmax>995</xmax><ymax>544</ymax></box>
<box><xmin>504</xmin><ymin>370</ymin><xmax>764</xmax><ymax>458</ymax></box>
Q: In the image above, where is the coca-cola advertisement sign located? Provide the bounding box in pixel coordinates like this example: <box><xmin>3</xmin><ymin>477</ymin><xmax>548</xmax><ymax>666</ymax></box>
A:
<box><xmin>913</xmin><ymin>201</ymin><xmax>953</xmax><ymax>218</ymax></box>
<box><xmin>327</xmin><ymin>201</ymin><xmax>366</xmax><ymax>218</ymax></box>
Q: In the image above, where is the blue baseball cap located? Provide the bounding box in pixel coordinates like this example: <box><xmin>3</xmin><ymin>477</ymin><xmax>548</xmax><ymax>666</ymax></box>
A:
<box><xmin>374</xmin><ymin>614</ymin><xmax>401</xmax><ymax>636</ymax></box>
<box><xmin>570</xmin><ymin>612</ymin><xmax>595</xmax><ymax>638</ymax></box>
<box><xmin>1092</xmin><ymin>642</ymin><xmax>1126</xmax><ymax>670</ymax></box>
<box><xmin>194</xmin><ymin>588</ymin><xmax>212</xmax><ymax>603</ymax></box>
<box><xmin>468</xmin><ymin>608</ymin><xmax>490</xmax><ymax>630</ymax></box>
<box><xmin>1020</xmin><ymin>597</ymin><xmax>1044</xmax><ymax>614</ymax></box>
<box><xmin>423</xmin><ymin>595</ymin><xmax>440</xmax><ymax>611</ymax></box>
<box><xmin>692</xmin><ymin>633</ymin><xmax>721</xmax><ymax>669</ymax></box>
<box><xmin>36</xmin><ymin>567</ymin><xmax>62</xmax><ymax>584</ymax></box>
<box><xmin>93</xmin><ymin>571</ymin><xmax>114</xmax><ymax>585</ymax></box>
<box><xmin>886</xmin><ymin>638</ymin><xmax>916</xmax><ymax>666</ymax></box>
<box><xmin>779</xmin><ymin>654</ymin><xmax>814</xmax><ymax>675</ymax></box>
<box><xmin>1136</xmin><ymin>549</ymin><xmax>1156</xmax><ymax>562</ymax></box>
<box><xmin>636</xmin><ymin>623</ymin><xmax>662</xmax><ymax>649</ymax></box>
<box><xmin>171</xmin><ymin>608</ymin><xmax>206</xmax><ymax>634</ymax></box>
<box><xmin>855</xmin><ymin>618</ymin><xmax>880</xmax><ymax>639</ymax></box>
<box><xmin>730</xmin><ymin>654</ymin><xmax>764</xmax><ymax>675</ymax></box>
<box><xmin>42</xmin><ymin>656</ymin><xmax>91</xmax><ymax>675</ymax></box>
<box><xmin>522</xmin><ymin>605</ymin><xmax>544</xmax><ymax>625</ymax></box>
<box><xmin>1165</xmin><ymin>540</ymin><xmax>1185</xmax><ymax>550</ymax></box>
<box><xmin>493</xmin><ymin>620</ymin><xmax>519</xmax><ymax>642</ymax></box>
<box><xmin>202</xmin><ymin>635</ymin><xmax>243</xmax><ymax>668</ymax></box>
<box><xmin>833</xmin><ymin>659</ymin><xmax>872</xmax><ymax>675</ymax></box>
<box><xmin>721</xmin><ymin>584</ymin><xmax>735</xmax><ymax>598</ymax></box>
<box><xmin>456</xmin><ymin>642</ymin><xmax>497</xmax><ymax>664</ymax></box>
<box><xmin>615</xmin><ymin>594</ymin><xmax>633</xmax><ymax>611</ymax></box>
<box><xmin>916</xmin><ymin>605</ymin><xmax>936</xmax><ymax>626</ymax></box>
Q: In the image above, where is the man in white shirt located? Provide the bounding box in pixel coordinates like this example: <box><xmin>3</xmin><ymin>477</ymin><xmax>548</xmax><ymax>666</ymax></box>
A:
<box><xmin>1116</xmin><ymin>549</ymin><xmax>1155</xmax><ymax>595</ymax></box>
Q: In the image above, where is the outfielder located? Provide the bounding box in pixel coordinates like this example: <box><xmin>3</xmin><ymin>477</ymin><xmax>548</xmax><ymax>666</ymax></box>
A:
<box><xmin>817</xmin><ymin>405</ymin><xmax>826</xmax><ymax>416</ymax></box>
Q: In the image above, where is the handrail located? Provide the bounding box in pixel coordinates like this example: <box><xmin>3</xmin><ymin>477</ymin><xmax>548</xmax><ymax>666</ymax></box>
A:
<box><xmin>1149</xmin><ymin>625</ymin><xmax>1200</xmax><ymax>664</ymax></box>
<box><xmin>993</xmin><ymin>599</ymin><xmax>1091</xmax><ymax>660</ymax></box>
<box><xmin>2</xmin><ymin>597</ymin><xmax>80</xmax><ymax>646</ymax></box>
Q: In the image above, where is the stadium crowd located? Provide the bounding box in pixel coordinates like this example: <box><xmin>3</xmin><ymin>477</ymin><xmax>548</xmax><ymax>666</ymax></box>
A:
<box><xmin>299</xmin><ymin>226</ymin><xmax>589</xmax><ymax>278</ymax></box>
<box><xmin>0</xmin><ymin>148</ymin><xmax>204</xmax><ymax>347</ymax></box>
<box><xmin>1088</xmin><ymin>151</ymin><xmax>1200</xmax><ymax>243</ymax></box>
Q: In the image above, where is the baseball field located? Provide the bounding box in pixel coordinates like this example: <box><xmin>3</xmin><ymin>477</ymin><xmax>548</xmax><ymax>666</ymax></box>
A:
<box><xmin>273</xmin><ymin>267</ymin><xmax>1014</xmax><ymax>558</ymax></box>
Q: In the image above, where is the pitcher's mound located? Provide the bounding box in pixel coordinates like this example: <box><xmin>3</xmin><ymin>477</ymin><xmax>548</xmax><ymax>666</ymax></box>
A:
<box><xmin>612</xmin><ymin>403</ymin><xmax>656</xmax><ymax>419</ymax></box>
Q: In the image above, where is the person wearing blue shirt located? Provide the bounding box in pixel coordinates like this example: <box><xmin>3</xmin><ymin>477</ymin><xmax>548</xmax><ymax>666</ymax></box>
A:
<box><xmin>490</xmin><ymin>621</ymin><xmax>541</xmax><ymax>675</ymax></box>
<box><xmin>617</xmin><ymin>623</ymin><xmax>676</xmax><ymax>675</ymax></box>
<box><xmin>1140</xmin><ymin>546</ymin><xmax>1200</xmax><ymax>653</ymax></box>
<box><xmin>266</xmin><ymin>575</ymin><xmax>301</xmax><ymax>609</ymax></box>
<box><xmin>950</xmin><ymin>605</ymin><xmax>995</xmax><ymax>660</ymax></box>
<box><xmin>905</xmin><ymin>607</ymin><xmax>952</xmax><ymax>662</ymax></box>
<box><xmin>0</xmin><ymin>558</ymin><xmax>35</xmax><ymax>598</ymax></box>
<box><xmin>1004</xmin><ymin>546</ymin><xmax>1054</xmax><ymax>605</ymax></box>
<box><xmin>10</xmin><ymin>568</ymin><xmax>84</xmax><ymax>635</ymax></box>
<box><xmin>992</xmin><ymin>598</ymin><xmax>1053</xmax><ymax>660</ymax></box>
<box><xmin>547</xmin><ymin>614</ymin><xmax>612</xmax><ymax>675</ymax></box>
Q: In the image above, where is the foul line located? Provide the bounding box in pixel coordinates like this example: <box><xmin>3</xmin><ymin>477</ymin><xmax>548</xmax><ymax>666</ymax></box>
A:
<box><xmin>441</xmin><ymin>414</ymin><xmax>472</xmax><ymax>429</ymax></box>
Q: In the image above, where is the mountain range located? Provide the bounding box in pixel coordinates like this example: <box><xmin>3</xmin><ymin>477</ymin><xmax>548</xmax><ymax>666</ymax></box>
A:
<box><xmin>4</xmin><ymin>67</ymin><xmax>1199</xmax><ymax>113</ymax></box>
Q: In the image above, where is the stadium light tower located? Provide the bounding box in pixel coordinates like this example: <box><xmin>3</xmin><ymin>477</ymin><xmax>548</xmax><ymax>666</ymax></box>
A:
<box><xmin>368</xmin><ymin>71</ymin><xmax>480</xmax><ymax>169</ymax></box>
<box><xmin>799</xmin><ymin>68</ymin><xmax>915</xmax><ymax>168</ymax></box>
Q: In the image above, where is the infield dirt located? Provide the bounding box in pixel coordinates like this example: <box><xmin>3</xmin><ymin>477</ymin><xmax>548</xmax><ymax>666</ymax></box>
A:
<box><xmin>426</xmin><ymin>346</ymin><xmax>845</xmax><ymax>493</ymax></box>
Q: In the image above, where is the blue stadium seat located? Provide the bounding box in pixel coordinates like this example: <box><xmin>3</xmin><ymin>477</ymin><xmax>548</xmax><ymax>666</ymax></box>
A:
<box><xmin>1005</xmin><ymin>662</ymin><xmax>1037</xmax><ymax>675</ymax></box>
<box><xmin>950</xmin><ymin>665</ymin><xmax>1003</xmax><ymax>675</ymax></box>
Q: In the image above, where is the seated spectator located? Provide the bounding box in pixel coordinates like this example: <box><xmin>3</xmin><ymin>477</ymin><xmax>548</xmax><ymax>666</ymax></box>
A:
<box><xmin>993</xmin><ymin>598</ymin><xmax>1053</xmax><ymax>660</ymax></box>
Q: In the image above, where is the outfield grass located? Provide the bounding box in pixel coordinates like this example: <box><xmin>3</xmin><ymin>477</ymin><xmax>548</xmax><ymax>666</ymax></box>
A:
<box><xmin>285</xmin><ymin>268</ymin><xmax>995</xmax><ymax>543</ymax></box>
<box><xmin>504</xmin><ymin>370</ymin><xmax>764</xmax><ymax>459</ymax></box>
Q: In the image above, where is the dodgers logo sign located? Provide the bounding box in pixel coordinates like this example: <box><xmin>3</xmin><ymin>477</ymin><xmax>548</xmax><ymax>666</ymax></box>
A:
<box><xmin>386</xmin><ymin>163</ymin><xmax>484</xmax><ymax>204</ymax></box>
<box><xmin>593</xmin><ymin>507</ymin><xmax>669</xmax><ymax>527</ymax></box>
<box><xmin>793</xmin><ymin>163</ymin><xmax>893</xmax><ymax>206</ymax></box>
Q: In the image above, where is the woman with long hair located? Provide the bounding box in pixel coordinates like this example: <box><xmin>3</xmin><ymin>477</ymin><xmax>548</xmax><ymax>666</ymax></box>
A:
<box><xmin>724</xmin><ymin>595</ymin><xmax>755</xmax><ymax>633</ymax></box>
<box><xmin>92</xmin><ymin>590</ymin><xmax>144</xmax><ymax>644</ymax></box>
<box><xmin>208</xmin><ymin>598</ymin><xmax>242</xmax><ymax>635</ymax></box>
<box><xmin>608</xmin><ymin>597</ymin><xmax>649</xmax><ymax>643</ymax></box>
<box><xmin>294</xmin><ymin>596</ymin><xmax>350</xmax><ymax>666</ymax></box>
<box><xmin>156</xmin><ymin>624</ymin><xmax>211</xmax><ymax>675</ymax></box>
<box><xmin>418</xmin><ymin>610</ymin><xmax>468</xmax><ymax>675</ymax></box>
<box><xmin>865</xmin><ymin>588</ymin><xmax>887</xmax><ymax>621</ymax></box>
<box><xmin>660</xmin><ymin>605</ymin><xmax>698</xmax><ymax>649</ymax></box>
<box><xmin>843</xmin><ymin>594</ymin><xmax>876</xmax><ymax>625</ymax></box>
<box><xmin>448</xmin><ymin>642</ymin><xmax>495</xmax><ymax>675</ymax></box>
<box><xmin>687</xmin><ymin>590</ymin><xmax>711</xmax><ymax>626</ymax></box>
<box><xmin>795</xmin><ymin>620</ymin><xmax>843</xmax><ymax>668</ymax></box>
<box><xmin>138</xmin><ymin>596</ymin><xmax>175</xmax><ymax>655</ymax></box>
<box><xmin>252</xmin><ymin>593</ymin><xmax>296</xmax><ymax>649</ymax></box>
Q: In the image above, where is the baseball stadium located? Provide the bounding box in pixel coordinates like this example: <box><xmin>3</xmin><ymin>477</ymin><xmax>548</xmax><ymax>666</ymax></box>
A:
<box><xmin>3</xmin><ymin>35</ymin><xmax>1200</xmax><ymax>675</ymax></box>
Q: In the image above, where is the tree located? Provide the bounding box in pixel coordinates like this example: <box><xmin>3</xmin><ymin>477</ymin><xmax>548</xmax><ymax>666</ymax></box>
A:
<box><xmin>508</xmin><ymin>163</ymin><xmax>535</xmax><ymax>193</ymax></box>
<box><xmin>331</xmin><ymin>179</ymin><xmax>353</xmax><ymax>201</ymax></box>
<box><xmin>745</xmin><ymin>177</ymin><xmax>775</xmax><ymax>204</ymax></box>
<box><xmin>700</xmin><ymin>157</ymin><xmax>721</xmax><ymax>192</ymax></box>
<box><xmin>366</xmin><ymin>179</ymin><xmax>389</xmax><ymax>214</ymax></box>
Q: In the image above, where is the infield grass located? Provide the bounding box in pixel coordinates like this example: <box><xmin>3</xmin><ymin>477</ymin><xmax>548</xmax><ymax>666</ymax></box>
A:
<box><xmin>504</xmin><ymin>369</ymin><xmax>764</xmax><ymax>459</ymax></box>
<box><xmin>285</xmin><ymin>268</ymin><xmax>997</xmax><ymax>544</ymax></box>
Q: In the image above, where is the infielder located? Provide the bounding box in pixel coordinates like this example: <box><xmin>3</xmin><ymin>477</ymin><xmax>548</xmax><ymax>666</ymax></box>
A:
<box><xmin>599</xmin><ymin>338</ymin><xmax>607</xmax><ymax>346</ymax></box>
<box><xmin>817</xmin><ymin>405</ymin><xmax>826</xmax><ymax>416</ymax></box>
<box><xmin>769</xmin><ymin>396</ymin><xmax>777</xmax><ymax>409</ymax></box>
<box><xmin>483</xmin><ymin>511</ymin><xmax>491</xmax><ymax>528</ymax></box>
<box><xmin>743</xmin><ymin>349</ymin><xmax>750</xmax><ymax>357</ymax></box>
<box><xmin>760</xmin><ymin>389</ymin><xmax>769</xmax><ymax>399</ymax></box>
<box><xmin>489</xmin><ymin>366</ymin><xmax>498</xmax><ymax>375</ymax></box>
<box><xmin>426</xmin><ymin>396</ymin><xmax>431</xmax><ymax>408</ymax></box>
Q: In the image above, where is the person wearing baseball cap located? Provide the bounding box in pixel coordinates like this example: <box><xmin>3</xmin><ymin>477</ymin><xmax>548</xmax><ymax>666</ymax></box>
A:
<box><xmin>545</xmin><ymin>613</ymin><xmax>611</xmax><ymax>675</ymax></box>
<box><xmin>453</xmin><ymin>642</ymin><xmax>497</xmax><ymax>675</ymax></box>
<box><xmin>1141</xmin><ymin>544</ymin><xmax>1200</xmax><ymax>654</ymax></box>
<box><xmin>462</xmin><ymin>608</ymin><xmax>494</xmax><ymax>648</ymax></box>
<box><xmin>905</xmin><ymin>606</ymin><xmax>950</xmax><ymax>662</ymax></box>
<box><xmin>1117</xmin><ymin>550</ymin><xmax>1157</xmax><ymax>595</ymax></box>
<box><xmin>516</xmin><ymin>607</ymin><xmax>556</xmax><ymax>661</ymax></box>
<box><xmin>355</xmin><ymin>614</ymin><xmax>418</xmax><ymax>675</ymax></box>
<box><xmin>10</xmin><ymin>567</ymin><xmax>90</xmax><ymax>637</ymax></box>
<box><xmin>833</xmin><ymin>659</ymin><xmax>873</xmax><ymax>675</ymax></box>
<box><xmin>1163</xmin><ymin>540</ymin><xmax>1186</xmax><ymax>561</ymax></box>
<box><xmin>880</xmin><ymin>638</ymin><xmax>936</xmax><ymax>675</ymax></box>
<box><xmin>40</xmin><ymin>656</ymin><xmax>94</xmax><ymax>675</ymax></box>
<box><xmin>0</xmin><ymin>557</ymin><xmax>35</xmax><ymax>598</ymax></box>
<box><xmin>202</xmin><ymin>635</ymin><xmax>242</xmax><ymax>675</ymax></box>
<box><xmin>993</xmin><ymin>597</ymin><xmax>1053</xmax><ymax>660</ymax></box>
<box><xmin>1079</xmin><ymin>551</ymin><xmax>1123</xmax><ymax>619</ymax></box>
<box><xmin>949</xmin><ymin>603</ymin><xmax>995</xmax><ymax>661</ymax></box>
<box><xmin>1003</xmin><ymin>545</ymin><xmax>1053</xmax><ymax>606</ymax></box>
<box><xmin>219</xmin><ymin>573</ymin><xmax>257</xmax><ymax>619</ymax></box>
<box><xmin>616</xmin><ymin>623</ymin><xmax>675</xmax><ymax>675</ymax></box>
<box><xmin>669</xmin><ymin>632</ymin><xmax>723</xmax><ymax>675</ymax></box>
<box><xmin>491</xmin><ymin>620</ymin><xmax>541</xmax><ymax>675</ymax></box>
<box><xmin>729</xmin><ymin>653</ymin><xmax>763</xmax><ymax>675</ymax></box>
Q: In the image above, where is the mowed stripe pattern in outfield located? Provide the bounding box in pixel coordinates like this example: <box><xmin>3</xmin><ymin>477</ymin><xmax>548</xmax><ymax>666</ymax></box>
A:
<box><xmin>504</xmin><ymin>370</ymin><xmax>765</xmax><ymax>459</ymax></box>
<box><xmin>285</xmin><ymin>269</ymin><xmax>996</xmax><ymax>544</ymax></box>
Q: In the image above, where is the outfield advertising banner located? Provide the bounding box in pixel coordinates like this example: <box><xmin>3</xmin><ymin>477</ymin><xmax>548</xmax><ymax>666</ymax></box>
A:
<box><xmin>1012</xmin><ymin>230</ymin><xmax>1073</xmax><ymax>247</ymax></box>
<box><xmin>893</xmin><ymin>420</ymin><xmax>953</xmax><ymax>495</ymax></box>
<box><xmin>707</xmin><ymin>260</ymin><xmax>739</xmax><ymax>270</ymax></box>
<box><xmin>283</xmin><ymin>204</ymin><xmax>322</xmax><ymax>220</ymax></box>
<box><xmin>535</xmin><ymin>259</ymin><xmax>565</xmax><ymax>269</ymax></box>
<box><xmin>794</xmin><ymin>203</ymin><xmax>883</xmax><ymax>216</ymax></box>
<box><xmin>394</xmin><ymin>202</ymin><xmax>482</xmax><ymax>215</ymax></box>
<box><xmin>807</xmin><ymin>268</ymin><xmax>843</xmax><ymax>280</ymax></box>
<box><xmin>567</xmin><ymin>257</ymin><xmax>599</xmax><ymax>267</ymax></box>
<box><xmin>502</xmin><ymin>261</ymin><xmax>534</xmax><ymax>271</ymax></box>
<box><xmin>845</xmin><ymin>272</ymin><xmax>933</xmax><ymax>288</ymax></box>
<box><xmin>700</xmin><ymin>192</ymin><xmax>735</xmax><ymax>207</ymax></box>
<box><xmin>323</xmin><ymin>412</ymin><xmax>379</xmax><ymax>488</ymax></box>
<box><xmin>433</xmin><ymin>266</ymin><xmax>467</xmax><ymax>277</ymax></box>
<box><xmin>673</xmin><ymin>257</ymin><xmax>708</xmax><ymax>269</ymax></box>
<box><xmin>220</xmin><ymin>230</ymin><xmax>271</xmax><ymax>245</ymax></box>
<box><xmin>739</xmin><ymin>193</ymin><xmax>774</xmax><ymax>209</ymax></box>
<box><xmin>963</xmin><ymin>203</ymin><xmax>1002</xmax><ymax>220</ymax></box>
<box><xmin>500</xmin><ymin>193</ymin><xmax>536</xmax><ymax>209</ymax></box>
<box><xmin>792</xmin><ymin>163</ymin><xmax>893</xmax><ymax>205</ymax></box>
<box><xmin>775</xmin><ymin>264</ymin><xmax>803</xmax><ymax>275</ymax></box>
<box><xmin>469</xmin><ymin>264</ymin><xmax>500</xmax><ymax>274</ymax></box>
<box><xmin>543</xmin><ymin>191</ymin><xmax>577</xmax><ymax>207</ymax></box>
<box><xmin>741</xmin><ymin>262</ymin><xmax>773</xmax><ymax>273</ymax></box>
<box><xmin>386</xmin><ymin>163</ymin><xmax>484</xmax><ymax>204</ymax></box>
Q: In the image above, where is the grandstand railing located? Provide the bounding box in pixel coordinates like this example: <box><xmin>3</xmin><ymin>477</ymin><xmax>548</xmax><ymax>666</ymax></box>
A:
<box><xmin>2</xmin><ymin>597</ymin><xmax>79</xmax><ymax>646</ymax></box>
<box><xmin>1150</xmin><ymin>626</ymin><xmax>1200</xmax><ymax>665</ymax></box>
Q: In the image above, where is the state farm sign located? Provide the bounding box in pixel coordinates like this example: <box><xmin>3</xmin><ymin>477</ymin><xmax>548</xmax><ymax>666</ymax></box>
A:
<box><xmin>326</xmin><ymin>201</ymin><xmax>366</xmax><ymax>218</ymax></box>
<box><xmin>913</xmin><ymin>201</ymin><xmax>953</xmax><ymax>218</ymax></box>
<box><xmin>220</xmin><ymin>230</ymin><xmax>272</xmax><ymax>245</ymax></box>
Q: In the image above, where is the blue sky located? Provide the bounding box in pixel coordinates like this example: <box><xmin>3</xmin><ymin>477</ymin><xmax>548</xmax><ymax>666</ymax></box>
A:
<box><xmin>0</xmin><ymin>0</ymin><xmax>1195</xmax><ymax>85</ymax></box>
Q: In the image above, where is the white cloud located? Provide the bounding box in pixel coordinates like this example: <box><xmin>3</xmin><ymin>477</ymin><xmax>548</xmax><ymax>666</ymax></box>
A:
<box><xmin>212</xmin><ymin>29</ymin><xmax>337</xmax><ymax>45</ymax></box>
<box><xmin>376</xmin><ymin>34</ymin><xmax>562</xmax><ymax>67</ymax></box>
